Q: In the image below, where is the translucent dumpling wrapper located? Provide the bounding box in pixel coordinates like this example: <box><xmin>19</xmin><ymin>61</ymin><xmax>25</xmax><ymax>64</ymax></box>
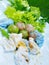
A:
<box><xmin>29</xmin><ymin>37</ymin><xmax>40</xmax><ymax>55</ymax></box>
<box><xmin>0</xmin><ymin>33</ymin><xmax>23</xmax><ymax>52</ymax></box>
<box><xmin>0</xmin><ymin>37</ymin><xmax>16</xmax><ymax>52</ymax></box>
<box><xmin>14</xmin><ymin>47</ymin><xmax>30</xmax><ymax>65</ymax></box>
<box><xmin>9</xmin><ymin>33</ymin><xmax>22</xmax><ymax>46</ymax></box>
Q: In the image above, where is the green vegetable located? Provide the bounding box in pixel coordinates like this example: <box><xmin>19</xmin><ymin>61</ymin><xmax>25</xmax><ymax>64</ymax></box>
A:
<box><xmin>5</xmin><ymin>0</ymin><xmax>46</xmax><ymax>33</ymax></box>
<box><xmin>8</xmin><ymin>0</ymin><xmax>29</xmax><ymax>11</ymax></box>
<box><xmin>8</xmin><ymin>24</ymin><xmax>19</xmax><ymax>33</ymax></box>
<box><xmin>5</xmin><ymin>7</ymin><xmax>23</xmax><ymax>23</ymax></box>
<box><xmin>12</xmin><ymin>11</ymin><xmax>23</xmax><ymax>23</ymax></box>
<box><xmin>27</xmin><ymin>0</ymin><xmax>49</xmax><ymax>23</ymax></box>
<box><xmin>5</xmin><ymin>6</ymin><xmax>16</xmax><ymax>18</ymax></box>
<box><xmin>0</xmin><ymin>28</ymin><xmax>9</xmax><ymax>39</ymax></box>
<box><xmin>30</xmin><ymin>6</ymin><xmax>41</xmax><ymax>19</ymax></box>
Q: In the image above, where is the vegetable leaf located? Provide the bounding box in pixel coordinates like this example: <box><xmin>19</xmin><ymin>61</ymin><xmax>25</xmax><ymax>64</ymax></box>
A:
<box><xmin>4</xmin><ymin>1</ymin><xmax>45</xmax><ymax>33</ymax></box>
<box><xmin>0</xmin><ymin>29</ymin><xmax>9</xmax><ymax>39</ymax></box>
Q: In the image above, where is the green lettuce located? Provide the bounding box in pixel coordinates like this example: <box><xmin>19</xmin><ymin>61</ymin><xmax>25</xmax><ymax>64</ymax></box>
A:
<box><xmin>5</xmin><ymin>5</ymin><xmax>45</xmax><ymax>32</ymax></box>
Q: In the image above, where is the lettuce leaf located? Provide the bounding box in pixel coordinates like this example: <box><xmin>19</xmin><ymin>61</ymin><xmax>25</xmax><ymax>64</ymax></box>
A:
<box><xmin>5</xmin><ymin>6</ymin><xmax>45</xmax><ymax>33</ymax></box>
<box><xmin>0</xmin><ymin>28</ymin><xmax>9</xmax><ymax>39</ymax></box>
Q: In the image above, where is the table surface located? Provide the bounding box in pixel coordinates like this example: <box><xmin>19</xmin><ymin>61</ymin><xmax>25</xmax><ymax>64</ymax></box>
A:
<box><xmin>0</xmin><ymin>1</ymin><xmax>49</xmax><ymax>65</ymax></box>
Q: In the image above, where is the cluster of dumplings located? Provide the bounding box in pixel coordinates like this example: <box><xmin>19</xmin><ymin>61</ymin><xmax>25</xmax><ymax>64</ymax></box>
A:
<box><xmin>0</xmin><ymin>33</ymin><xmax>40</xmax><ymax>65</ymax></box>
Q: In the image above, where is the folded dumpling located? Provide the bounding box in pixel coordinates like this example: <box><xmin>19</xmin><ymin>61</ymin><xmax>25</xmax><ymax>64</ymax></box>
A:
<box><xmin>14</xmin><ymin>47</ymin><xmax>30</xmax><ymax>65</ymax></box>
<box><xmin>0</xmin><ymin>33</ymin><xmax>23</xmax><ymax>52</ymax></box>
<box><xmin>29</xmin><ymin>37</ymin><xmax>40</xmax><ymax>55</ymax></box>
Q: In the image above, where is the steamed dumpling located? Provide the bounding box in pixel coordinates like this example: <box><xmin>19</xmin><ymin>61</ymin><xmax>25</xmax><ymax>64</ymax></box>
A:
<box><xmin>29</xmin><ymin>37</ymin><xmax>40</xmax><ymax>55</ymax></box>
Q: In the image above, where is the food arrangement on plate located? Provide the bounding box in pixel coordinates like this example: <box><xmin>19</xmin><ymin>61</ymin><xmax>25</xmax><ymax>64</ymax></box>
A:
<box><xmin>0</xmin><ymin>0</ymin><xmax>47</xmax><ymax>65</ymax></box>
